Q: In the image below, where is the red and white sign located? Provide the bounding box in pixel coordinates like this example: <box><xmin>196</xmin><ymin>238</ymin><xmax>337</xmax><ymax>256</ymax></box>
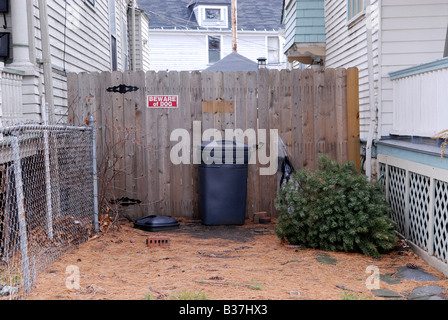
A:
<box><xmin>147</xmin><ymin>95</ymin><xmax>178</xmax><ymax>108</ymax></box>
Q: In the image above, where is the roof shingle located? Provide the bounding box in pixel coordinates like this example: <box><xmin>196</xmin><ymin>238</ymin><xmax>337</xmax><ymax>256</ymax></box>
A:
<box><xmin>137</xmin><ymin>0</ymin><xmax>284</xmax><ymax>31</ymax></box>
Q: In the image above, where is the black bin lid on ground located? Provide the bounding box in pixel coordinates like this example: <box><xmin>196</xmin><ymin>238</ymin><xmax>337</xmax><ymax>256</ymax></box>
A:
<box><xmin>134</xmin><ymin>215</ymin><xmax>180</xmax><ymax>232</ymax></box>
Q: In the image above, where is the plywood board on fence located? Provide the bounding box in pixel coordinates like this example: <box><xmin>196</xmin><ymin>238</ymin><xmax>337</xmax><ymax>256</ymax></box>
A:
<box><xmin>67</xmin><ymin>68</ymin><xmax>357</xmax><ymax>220</ymax></box>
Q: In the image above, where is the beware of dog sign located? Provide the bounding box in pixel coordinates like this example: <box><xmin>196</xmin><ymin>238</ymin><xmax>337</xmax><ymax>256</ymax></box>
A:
<box><xmin>147</xmin><ymin>95</ymin><xmax>179</xmax><ymax>108</ymax></box>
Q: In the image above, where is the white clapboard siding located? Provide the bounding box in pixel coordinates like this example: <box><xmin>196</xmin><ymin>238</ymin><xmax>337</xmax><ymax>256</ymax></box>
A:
<box><xmin>148</xmin><ymin>30</ymin><xmax>287</xmax><ymax>71</ymax></box>
<box><xmin>148</xmin><ymin>31</ymin><xmax>208</xmax><ymax>71</ymax></box>
<box><xmin>23</xmin><ymin>0</ymin><xmax>132</xmax><ymax>122</ymax></box>
<box><xmin>33</xmin><ymin>0</ymin><xmax>111</xmax><ymax>72</ymax></box>
<box><xmin>129</xmin><ymin>9</ymin><xmax>151</xmax><ymax>71</ymax></box>
<box><xmin>324</xmin><ymin>0</ymin><xmax>380</xmax><ymax>140</ymax></box>
<box><xmin>380</xmin><ymin>0</ymin><xmax>448</xmax><ymax>137</ymax></box>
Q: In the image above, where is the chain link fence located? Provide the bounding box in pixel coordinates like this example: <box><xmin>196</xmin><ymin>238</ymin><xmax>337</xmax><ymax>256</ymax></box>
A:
<box><xmin>0</xmin><ymin>121</ymin><xmax>98</xmax><ymax>299</ymax></box>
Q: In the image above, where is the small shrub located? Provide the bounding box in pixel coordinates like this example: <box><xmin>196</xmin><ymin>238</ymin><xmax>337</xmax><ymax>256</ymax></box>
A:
<box><xmin>275</xmin><ymin>155</ymin><xmax>397</xmax><ymax>257</ymax></box>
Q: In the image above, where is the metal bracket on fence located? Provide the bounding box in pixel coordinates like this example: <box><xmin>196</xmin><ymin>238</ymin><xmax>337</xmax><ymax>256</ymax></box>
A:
<box><xmin>106</xmin><ymin>84</ymin><xmax>139</xmax><ymax>94</ymax></box>
<box><xmin>10</xmin><ymin>133</ymin><xmax>32</xmax><ymax>294</ymax></box>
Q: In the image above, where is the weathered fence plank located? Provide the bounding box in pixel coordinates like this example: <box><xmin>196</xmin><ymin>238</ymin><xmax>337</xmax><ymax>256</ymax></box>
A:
<box><xmin>291</xmin><ymin>69</ymin><xmax>303</xmax><ymax>171</ymax></box>
<box><xmin>133</xmin><ymin>70</ymin><xmax>148</xmax><ymax>218</ymax></box>
<box><xmin>156</xmin><ymin>71</ymin><xmax>171</xmax><ymax>215</ymax></box>
<box><xmin>111</xmin><ymin>71</ymin><xmax>126</xmax><ymax>200</ymax></box>
<box><xmin>335</xmin><ymin>68</ymin><xmax>348</xmax><ymax>163</ymax></box>
<box><xmin>145</xmin><ymin>71</ymin><xmax>160</xmax><ymax>215</ymax></box>
<box><xmin>245</xmin><ymin>71</ymin><xmax>260</xmax><ymax>217</ymax></box>
<box><xmin>190</xmin><ymin>71</ymin><xmax>203</xmax><ymax>218</ymax></box>
<box><xmin>302</xmin><ymin>69</ymin><xmax>315</xmax><ymax>170</ymax></box>
<box><xmin>347</xmin><ymin>67</ymin><xmax>361</xmax><ymax>172</ymax></box>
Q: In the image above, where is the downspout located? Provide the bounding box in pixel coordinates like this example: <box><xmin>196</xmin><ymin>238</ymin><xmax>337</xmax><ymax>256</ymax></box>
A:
<box><xmin>365</xmin><ymin>0</ymin><xmax>377</xmax><ymax>181</ymax></box>
<box><xmin>38</xmin><ymin>0</ymin><xmax>55</xmax><ymax>123</ymax></box>
<box><xmin>130</xmin><ymin>0</ymin><xmax>137</xmax><ymax>71</ymax></box>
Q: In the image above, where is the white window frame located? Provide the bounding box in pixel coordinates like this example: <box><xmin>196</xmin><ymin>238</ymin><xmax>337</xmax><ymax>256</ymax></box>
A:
<box><xmin>84</xmin><ymin>0</ymin><xmax>96</xmax><ymax>9</ymax></box>
<box><xmin>109</xmin><ymin>0</ymin><xmax>118</xmax><ymax>71</ymax></box>
<box><xmin>207</xmin><ymin>35</ymin><xmax>222</xmax><ymax>65</ymax></box>
<box><xmin>204</xmin><ymin>8</ymin><xmax>222</xmax><ymax>21</ymax></box>
<box><xmin>444</xmin><ymin>25</ymin><xmax>448</xmax><ymax>57</ymax></box>
<box><xmin>267</xmin><ymin>36</ymin><xmax>280</xmax><ymax>65</ymax></box>
<box><xmin>347</xmin><ymin>0</ymin><xmax>365</xmax><ymax>26</ymax></box>
<box><xmin>197</xmin><ymin>5</ymin><xmax>228</xmax><ymax>28</ymax></box>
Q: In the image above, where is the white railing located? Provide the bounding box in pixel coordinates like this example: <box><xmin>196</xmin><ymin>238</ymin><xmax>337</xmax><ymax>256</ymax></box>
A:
<box><xmin>389</xmin><ymin>58</ymin><xmax>448</xmax><ymax>137</ymax></box>
<box><xmin>0</xmin><ymin>69</ymin><xmax>24</xmax><ymax>125</ymax></box>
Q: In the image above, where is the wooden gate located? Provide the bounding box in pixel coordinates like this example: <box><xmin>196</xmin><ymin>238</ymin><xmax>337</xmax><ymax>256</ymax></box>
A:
<box><xmin>67</xmin><ymin>68</ymin><xmax>360</xmax><ymax>220</ymax></box>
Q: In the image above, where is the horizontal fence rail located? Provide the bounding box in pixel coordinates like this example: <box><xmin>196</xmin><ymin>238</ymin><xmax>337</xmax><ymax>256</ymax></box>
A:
<box><xmin>0</xmin><ymin>124</ymin><xmax>97</xmax><ymax>299</ymax></box>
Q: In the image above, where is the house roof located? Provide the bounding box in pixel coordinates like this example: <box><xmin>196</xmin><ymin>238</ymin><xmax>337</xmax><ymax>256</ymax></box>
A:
<box><xmin>136</xmin><ymin>0</ymin><xmax>284</xmax><ymax>31</ymax></box>
<box><xmin>203</xmin><ymin>52</ymin><xmax>259</xmax><ymax>72</ymax></box>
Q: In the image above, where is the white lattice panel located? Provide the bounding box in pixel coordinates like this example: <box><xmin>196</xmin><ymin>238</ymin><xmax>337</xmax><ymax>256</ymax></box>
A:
<box><xmin>408</xmin><ymin>172</ymin><xmax>430</xmax><ymax>250</ymax></box>
<box><xmin>378</xmin><ymin>154</ymin><xmax>448</xmax><ymax>272</ymax></box>
<box><xmin>378</xmin><ymin>163</ymin><xmax>386</xmax><ymax>193</ymax></box>
<box><xmin>434</xmin><ymin>180</ymin><xmax>448</xmax><ymax>262</ymax></box>
<box><xmin>387</xmin><ymin>165</ymin><xmax>407</xmax><ymax>235</ymax></box>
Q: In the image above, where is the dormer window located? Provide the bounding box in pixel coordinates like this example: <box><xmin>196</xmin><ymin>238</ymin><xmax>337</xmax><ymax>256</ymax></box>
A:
<box><xmin>205</xmin><ymin>8</ymin><xmax>221</xmax><ymax>20</ymax></box>
<box><xmin>192</xmin><ymin>5</ymin><xmax>229</xmax><ymax>28</ymax></box>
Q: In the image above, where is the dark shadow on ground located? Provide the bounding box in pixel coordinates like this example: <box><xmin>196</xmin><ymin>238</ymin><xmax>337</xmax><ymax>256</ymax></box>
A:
<box><xmin>151</xmin><ymin>219</ymin><xmax>275</xmax><ymax>242</ymax></box>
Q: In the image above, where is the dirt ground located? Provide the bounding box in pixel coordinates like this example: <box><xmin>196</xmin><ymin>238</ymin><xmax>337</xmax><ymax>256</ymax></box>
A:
<box><xmin>27</xmin><ymin>217</ymin><xmax>448</xmax><ymax>300</ymax></box>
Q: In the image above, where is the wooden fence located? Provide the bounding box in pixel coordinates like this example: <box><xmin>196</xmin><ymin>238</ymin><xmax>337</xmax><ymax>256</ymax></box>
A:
<box><xmin>67</xmin><ymin>68</ymin><xmax>360</xmax><ymax>220</ymax></box>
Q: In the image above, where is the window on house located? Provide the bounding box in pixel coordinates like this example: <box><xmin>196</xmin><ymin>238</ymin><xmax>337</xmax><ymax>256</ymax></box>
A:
<box><xmin>208</xmin><ymin>36</ymin><xmax>221</xmax><ymax>64</ymax></box>
<box><xmin>85</xmin><ymin>0</ymin><xmax>95</xmax><ymax>7</ymax></box>
<box><xmin>205</xmin><ymin>8</ymin><xmax>221</xmax><ymax>21</ymax></box>
<box><xmin>122</xmin><ymin>18</ymin><xmax>129</xmax><ymax>71</ymax></box>
<box><xmin>267</xmin><ymin>37</ymin><xmax>280</xmax><ymax>65</ymax></box>
<box><xmin>197</xmin><ymin>6</ymin><xmax>228</xmax><ymax>28</ymax></box>
<box><xmin>444</xmin><ymin>25</ymin><xmax>448</xmax><ymax>58</ymax></box>
<box><xmin>347</xmin><ymin>0</ymin><xmax>365</xmax><ymax>21</ymax></box>
<box><xmin>109</xmin><ymin>0</ymin><xmax>117</xmax><ymax>71</ymax></box>
<box><xmin>111</xmin><ymin>35</ymin><xmax>118</xmax><ymax>71</ymax></box>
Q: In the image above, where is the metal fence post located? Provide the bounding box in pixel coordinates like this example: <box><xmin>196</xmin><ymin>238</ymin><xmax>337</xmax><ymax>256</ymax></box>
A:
<box><xmin>89</xmin><ymin>116</ymin><xmax>99</xmax><ymax>233</ymax></box>
<box><xmin>43</xmin><ymin>129</ymin><xmax>54</xmax><ymax>240</ymax></box>
<box><xmin>11</xmin><ymin>132</ymin><xmax>32</xmax><ymax>293</ymax></box>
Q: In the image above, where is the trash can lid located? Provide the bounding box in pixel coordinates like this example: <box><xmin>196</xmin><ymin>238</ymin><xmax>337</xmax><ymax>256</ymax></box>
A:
<box><xmin>200</xmin><ymin>140</ymin><xmax>250</xmax><ymax>164</ymax></box>
<box><xmin>134</xmin><ymin>215</ymin><xmax>180</xmax><ymax>231</ymax></box>
<box><xmin>201</xmin><ymin>140</ymin><xmax>249</xmax><ymax>150</ymax></box>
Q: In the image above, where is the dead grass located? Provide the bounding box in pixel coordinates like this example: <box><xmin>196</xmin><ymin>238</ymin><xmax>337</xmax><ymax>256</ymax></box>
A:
<box><xmin>26</xmin><ymin>218</ymin><xmax>448</xmax><ymax>300</ymax></box>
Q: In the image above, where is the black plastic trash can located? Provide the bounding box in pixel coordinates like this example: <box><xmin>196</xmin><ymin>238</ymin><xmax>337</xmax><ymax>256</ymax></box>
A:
<box><xmin>199</xmin><ymin>140</ymin><xmax>250</xmax><ymax>225</ymax></box>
